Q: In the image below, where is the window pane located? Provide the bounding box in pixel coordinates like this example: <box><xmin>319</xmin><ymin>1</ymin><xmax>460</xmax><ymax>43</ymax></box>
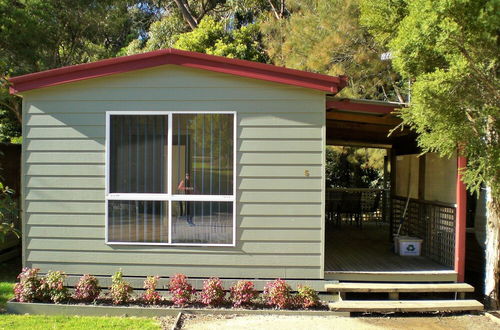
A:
<box><xmin>171</xmin><ymin>201</ymin><xmax>233</xmax><ymax>244</ymax></box>
<box><xmin>172</xmin><ymin>114</ymin><xmax>233</xmax><ymax>196</ymax></box>
<box><xmin>110</xmin><ymin>115</ymin><xmax>168</xmax><ymax>193</ymax></box>
<box><xmin>108</xmin><ymin>200</ymin><xmax>168</xmax><ymax>243</ymax></box>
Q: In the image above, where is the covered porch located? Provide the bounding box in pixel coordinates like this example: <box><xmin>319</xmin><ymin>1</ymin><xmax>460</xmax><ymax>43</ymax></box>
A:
<box><xmin>323</xmin><ymin>98</ymin><xmax>465</xmax><ymax>282</ymax></box>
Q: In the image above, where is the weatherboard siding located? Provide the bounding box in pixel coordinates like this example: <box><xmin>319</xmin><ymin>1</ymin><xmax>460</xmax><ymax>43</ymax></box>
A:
<box><xmin>22</xmin><ymin>65</ymin><xmax>325</xmax><ymax>279</ymax></box>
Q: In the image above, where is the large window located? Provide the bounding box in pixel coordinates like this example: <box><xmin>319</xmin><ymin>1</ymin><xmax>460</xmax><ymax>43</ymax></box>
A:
<box><xmin>106</xmin><ymin>112</ymin><xmax>235</xmax><ymax>246</ymax></box>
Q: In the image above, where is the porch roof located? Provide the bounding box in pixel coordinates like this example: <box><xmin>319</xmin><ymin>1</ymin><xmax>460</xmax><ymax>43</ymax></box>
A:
<box><xmin>325</xmin><ymin>97</ymin><xmax>415</xmax><ymax>149</ymax></box>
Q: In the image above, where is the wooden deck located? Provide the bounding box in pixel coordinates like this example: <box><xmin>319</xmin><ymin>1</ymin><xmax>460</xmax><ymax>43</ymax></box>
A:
<box><xmin>325</xmin><ymin>222</ymin><xmax>453</xmax><ymax>274</ymax></box>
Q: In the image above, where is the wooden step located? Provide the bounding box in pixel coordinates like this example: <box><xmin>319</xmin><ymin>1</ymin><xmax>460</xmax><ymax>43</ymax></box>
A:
<box><xmin>328</xmin><ymin>300</ymin><xmax>484</xmax><ymax>313</ymax></box>
<box><xmin>325</xmin><ymin>282</ymin><xmax>474</xmax><ymax>293</ymax></box>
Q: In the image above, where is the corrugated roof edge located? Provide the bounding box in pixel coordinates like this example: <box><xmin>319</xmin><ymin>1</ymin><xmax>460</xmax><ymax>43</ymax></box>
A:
<box><xmin>9</xmin><ymin>48</ymin><xmax>349</xmax><ymax>94</ymax></box>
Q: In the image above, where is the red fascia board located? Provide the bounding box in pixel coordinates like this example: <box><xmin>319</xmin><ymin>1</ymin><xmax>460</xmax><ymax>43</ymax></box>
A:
<box><xmin>326</xmin><ymin>100</ymin><xmax>400</xmax><ymax>114</ymax></box>
<box><xmin>9</xmin><ymin>48</ymin><xmax>348</xmax><ymax>94</ymax></box>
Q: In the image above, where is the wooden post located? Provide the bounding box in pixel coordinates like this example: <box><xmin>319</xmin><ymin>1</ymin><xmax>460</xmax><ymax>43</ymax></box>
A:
<box><xmin>418</xmin><ymin>155</ymin><xmax>426</xmax><ymax>200</ymax></box>
<box><xmin>455</xmin><ymin>156</ymin><xmax>467</xmax><ymax>282</ymax></box>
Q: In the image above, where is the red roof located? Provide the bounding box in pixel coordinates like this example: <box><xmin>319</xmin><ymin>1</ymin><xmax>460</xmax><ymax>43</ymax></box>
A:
<box><xmin>9</xmin><ymin>48</ymin><xmax>348</xmax><ymax>94</ymax></box>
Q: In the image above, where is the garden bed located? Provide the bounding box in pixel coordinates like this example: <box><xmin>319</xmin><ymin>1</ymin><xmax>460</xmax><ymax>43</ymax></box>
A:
<box><xmin>6</xmin><ymin>300</ymin><xmax>349</xmax><ymax>317</ymax></box>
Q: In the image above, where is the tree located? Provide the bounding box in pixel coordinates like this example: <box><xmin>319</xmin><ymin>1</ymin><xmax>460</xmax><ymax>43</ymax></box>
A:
<box><xmin>326</xmin><ymin>146</ymin><xmax>385</xmax><ymax>189</ymax></box>
<box><xmin>0</xmin><ymin>181</ymin><xmax>19</xmax><ymax>243</ymax></box>
<box><xmin>260</xmin><ymin>0</ymin><xmax>408</xmax><ymax>101</ymax></box>
<box><xmin>125</xmin><ymin>1</ymin><xmax>271</xmax><ymax>62</ymax></box>
<box><xmin>174</xmin><ymin>16</ymin><xmax>268</xmax><ymax>62</ymax></box>
<box><xmin>360</xmin><ymin>0</ymin><xmax>499</xmax><ymax>307</ymax></box>
<box><xmin>0</xmin><ymin>0</ymin><xmax>149</xmax><ymax>141</ymax></box>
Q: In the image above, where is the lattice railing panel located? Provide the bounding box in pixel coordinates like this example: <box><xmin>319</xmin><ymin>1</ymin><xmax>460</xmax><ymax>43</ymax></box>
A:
<box><xmin>392</xmin><ymin>196</ymin><xmax>456</xmax><ymax>268</ymax></box>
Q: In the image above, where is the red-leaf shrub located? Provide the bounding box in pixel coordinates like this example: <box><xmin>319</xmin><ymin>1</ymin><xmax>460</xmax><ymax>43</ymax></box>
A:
<box><xmin>38</xmin><ymin>271</ymin><xmax>70</xmax><ymax>303</ymax></box>
<box><xmin>142</xmin><ymin>276</ymin><xmax>162</xmax><ymax>305</ymax></box>
<box><xmin>296</xmin><ymin>285</ymin><xmax>320</xmax><ymax>308</ymax></box>
<box><xmin>13</xmin><ymin>267</ymin><xmax>42</xmax><ymax>302</ymax></box>
<box><xmin>110</xmin><ymin>270</ymin><xmax>133</xmax><ymax>305</ymax></box>
<box><xmin>263</xmin><ymin>278</ymin><xmax>292</xmax><ymax>309</ymax></box>
<box><xmin>168</xmin><ymin>274</ymin><xmax>194</xmax><ymax>306</ymax></box>
<box><xmin>229</xmin><ymin>280</ymin><xmax>258</xmax><ymax>308</ymax></box>
<box><xmin>200</xmin><ymin>277</ymin><xmax>225</xmax><ymax>307</ymax></box>
<box><xmin>74</xmin><ymin>274</ymin><xmax>101</xmax><ymax>302</ymax></box>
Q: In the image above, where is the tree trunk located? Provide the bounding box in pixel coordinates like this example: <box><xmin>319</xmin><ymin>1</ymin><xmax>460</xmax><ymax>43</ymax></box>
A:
<box><xmin>484</xmin><ymin>187</ymin><xmax>499</xmax><ymax>309</ymax></box>
<box><xmin>173</xmin><ymin>0</ymin><xmax>198</xmax><ymax>30</ymax></box>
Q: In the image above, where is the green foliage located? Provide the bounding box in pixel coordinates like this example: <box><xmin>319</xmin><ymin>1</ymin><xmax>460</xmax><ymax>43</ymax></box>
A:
<box><xmin>0</xmin><ymin>0</ymin><xmax>150</xmax><ymax>140</ymax></box>
<box><xmin>13</xmin><ymin>268</ymin><xmax>41</xmax><ymax>303</ymax></box>
<box><xmin>326</xmin><ymin>146</ymin><xmax>385</xmax><ymax>188</ymax></box>
<box><xmin>141</xmin><ymin>275</ymin><xmax>162</xmax><ymax>305</ymax></box>
<box><xmin>124</xmin><ymin>14</ymin><xmax>187</xmax><ymax>55</ymax></box>
<box><xmin>0</xmin><ymin>109</ymin><xmax>20</xmax><ymax>143</ymax></box>
<box><xmin>110</xmin><ymin>270</ymin><xmax>133</xmax><ymax>305</ymax></box>
<box><xmin>38</xmin><ymin>271</ymin><xmax>69</xmax><ymax>304</ymax></box>
<box><xmin>134</xmin><ymin>15</ymin><xmax>269</xmax><ymax>62</ymax></box>
<box><xmin>361</xmin><ymin>0</ymin><xmax>499</xmax><ymax>198</ymax></box>
<box><xmin>0</xmin><ymin>182</ymin><xmax>20</xmax><ymax>243</ymax></box>
<box><xmin>260</xmin><ymin>0</ymin><xmax>407</xmax><ymax>101</ymax></box>
<box><xmin>295</xmin><ymin>285</ymin><xmax>320</xmax><ymax>308</ymax></box>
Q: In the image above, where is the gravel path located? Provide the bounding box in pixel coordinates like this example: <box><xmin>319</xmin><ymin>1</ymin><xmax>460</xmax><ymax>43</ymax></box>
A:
<box><xmin>180</xmin><ymin>313</ymin><xmax>499</xmax><ymax>330</ymax></box>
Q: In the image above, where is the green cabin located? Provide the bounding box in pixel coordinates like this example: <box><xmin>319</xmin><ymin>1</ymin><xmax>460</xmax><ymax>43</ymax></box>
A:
<box><xmin>9</xmin><ymin>49</ymin><xmax>467</xmax><ymax>289</ymax></box>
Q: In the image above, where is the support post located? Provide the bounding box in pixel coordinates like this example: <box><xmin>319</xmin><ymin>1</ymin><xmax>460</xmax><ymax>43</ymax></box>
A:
<box><xmin>455</xmin><ymin>156</ymin><xmax>467</xmax><ymax>282</ymax></box>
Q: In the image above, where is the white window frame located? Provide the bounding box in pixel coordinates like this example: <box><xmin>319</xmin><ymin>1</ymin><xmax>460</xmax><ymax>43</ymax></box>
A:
<box><xmin>105</xmin><ymin>111</ymin><xmax>237</xmax><ymax>247</ymax></box>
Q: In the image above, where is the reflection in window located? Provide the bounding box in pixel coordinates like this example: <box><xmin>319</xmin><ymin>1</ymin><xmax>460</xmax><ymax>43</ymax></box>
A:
<box><xmin>107</xmin><ymin>113</ymin><xmax>235</xmax><ymax>246</ymax></box>
<box><xmin>171</xmin><ymin>201</ymin><xmax>233</xmax><ymax>244</ymax></box>
<box><xmin>109</xmin><ymin>115</ymin><xmax>168</xmax><ymax>193</ymax></box>
<box><xmin>172</xmin><ymin>114</ymin><xmax>233</xmax><ymax>196</ymax></box>
<box><xmin>108</xmin><ymin>200</ymin><xmax>168</xmax><ymax>243</ymax></box>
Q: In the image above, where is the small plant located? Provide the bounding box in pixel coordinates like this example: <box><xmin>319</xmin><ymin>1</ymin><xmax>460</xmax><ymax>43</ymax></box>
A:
<box><xmin>200</xmin><ymin>277</ymin><xmax>225</xmax><ymax>307</ymax></box>
<box><xmin>0</xmin><ymin>182</ymin><xmax>20</xmax><ymax>244</ymax></box>
<box><xmin>263</xmin><ymin>278</ymin><xmax>292</xmax><ymax>309</ymax></box>
<box><xmin>110</xmin><ymin>270</ymin><xmax>133</xmax><ymax>305</ymax></box>
<box><xmin>295</xmin><ymin>285</ymin><xmax>320</xmax><ymax>308</ymax></box>
<box><xmin>38</xmin><ymin>271</ymin><xmax>70</xmax><ymax>303</ymax></box>
<box><xmin>168</xmin><ymin>274</ymin><xmax>194</xmax><ymax>306</ymax></box>
<box><xmin>74</xmin><ymin>274</ymin><xmax>101</xmax><ymax>302</ymax></box>
<box><xmin>229</xmin><ymin>280</ymin><xmax>258</xmax><ymax>308</ymax></box>
<box><xmin>13</xmin><ymin>267</ymin><xmax>42</xmax><ymax>302</ymax></box>
<box><xmin>141</xmin><ymin>276</ymin><xmax>162</xmax><ymax>305</ymax></box>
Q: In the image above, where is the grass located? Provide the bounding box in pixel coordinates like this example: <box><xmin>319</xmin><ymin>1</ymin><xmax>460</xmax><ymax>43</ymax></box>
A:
<box><xmin>0</xmin><ymin>315</ymin><xmax>161</xmax><ymax>329</ymax></box>
<box><xmin>0</xmin><ymin>258</ymin><xmax>162</xmax><ymax>329</ymax></box>
<box><xmin>0</xmin><ymin>282</ymin><xmax>13</xmax><ymax>310</ymax></box>
<box><xmin>0</xmin><ymin>258</ymin><xmax>19</xmax><ymax>311</ymax></box>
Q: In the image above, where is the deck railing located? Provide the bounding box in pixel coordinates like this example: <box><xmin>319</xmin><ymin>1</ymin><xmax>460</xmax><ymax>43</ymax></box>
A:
<box><xmin>326</xmin><ymin>188</ymin><xmax>387</xmax><ymax>225</ymax></box>
<box><xmin>391</xmin><ymin>196</ymin><xmax>456</xmax><ymax>268</ymax></box>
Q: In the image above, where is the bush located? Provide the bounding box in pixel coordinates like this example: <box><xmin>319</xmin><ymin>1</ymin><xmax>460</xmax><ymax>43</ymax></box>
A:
<box><xmin>141</xmin><ymin>276</ymin><xmax>162</xmax><ymax>305</ymax></box>
<box><xmin>38</xmin><ymin>271</ymin><xmax>70</xmax><ymax>303</ymax></box>
<box><xmin>200</xmin><ymin>277</ymin><xmax>225</xmax><ymax>307</ymax></box>
<box><xmin>110</xmin><ymin>270</ymin><xmax>133</xmax><ymax>305</ymax></box>
<box><xmin>263</xmin><ymin>278</ymin><xmax>292</xmax><ymax>309</ymax></box>
<box><xmin>295</xmin><ymin>285</ymin><xmax>320</xmax><ymax>308</ymax></box>
<box><xmin>13</xmin><ymin>267</ymin><xmax>42</xmax><ymax>302</ymax></box>
<box><xmin>74</xmin><ymin>274</ymin><xmax>101</xmax><ymax>302</ymax></box>
<box><xmin>229</xmin><ymin>280</ymin><xmax>258</xmax><ymax>308</ymax></box>
<box><xmin>168</xmin><ymin>274</ymin><xmax>194</xmax><ymax>306</ymax></box>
